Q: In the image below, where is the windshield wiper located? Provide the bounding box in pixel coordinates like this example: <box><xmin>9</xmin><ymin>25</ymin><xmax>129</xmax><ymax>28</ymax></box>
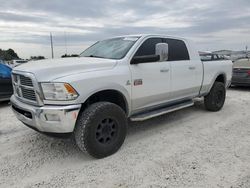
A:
<box><xmin>86</xmin><ymin>55</ymin><xmax>105</xmax><ymax>58</ymax></box>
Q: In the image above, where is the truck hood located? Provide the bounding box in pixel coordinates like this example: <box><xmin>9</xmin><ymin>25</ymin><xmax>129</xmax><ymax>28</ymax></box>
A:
<box><xmin>13</xmin><ymin>57</ymin><xmax>117</xmax><ymax>81</ymax></box>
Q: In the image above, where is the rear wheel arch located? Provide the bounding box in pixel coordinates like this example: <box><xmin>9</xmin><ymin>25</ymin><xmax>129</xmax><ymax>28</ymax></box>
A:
<box><xmin>207</xmin><ymin>73</ymin><xmax>226</xmax><ymax>93</ymax></box>
<box><xmin>215</xmin><ymin>74</ymin><xmax>226</xmax><ymax>85</ymax></box>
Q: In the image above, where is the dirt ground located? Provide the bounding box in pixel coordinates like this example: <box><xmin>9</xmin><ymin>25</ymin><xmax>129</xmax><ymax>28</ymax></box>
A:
<box><xmin>0</xmin><ymin>88</ymin><xmax>250</xmax><ymax>188</ymax></box>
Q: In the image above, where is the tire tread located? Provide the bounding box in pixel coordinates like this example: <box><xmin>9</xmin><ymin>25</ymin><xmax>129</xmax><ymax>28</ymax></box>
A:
<box><xmin>204</xmin><ymin>81</ymin><xmax>226</xmax><ymax>112</ymax></box>
<box><xmin>74</xmin><ymin>102</ymin><xmax>127</xmax><ymax>158</ymax></box>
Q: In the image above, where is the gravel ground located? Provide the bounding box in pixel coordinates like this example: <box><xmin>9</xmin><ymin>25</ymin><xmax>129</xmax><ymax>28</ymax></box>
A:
<box><xmin>0</xmin><ymin>88</ymin><xmax>250</xmax><ymax>188</ymax></box>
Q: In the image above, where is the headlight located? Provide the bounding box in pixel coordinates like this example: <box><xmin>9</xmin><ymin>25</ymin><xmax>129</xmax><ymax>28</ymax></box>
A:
<box><xmin>41</xmin><ymin>82</ymin><xmax>78</xmax><ymax>100</ymax></box>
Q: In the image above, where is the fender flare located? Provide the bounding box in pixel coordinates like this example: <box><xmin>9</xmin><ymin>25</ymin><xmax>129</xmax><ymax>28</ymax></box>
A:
<box><xmin>208</xmin><ymin>72</ymin><xmax>227</xmax><ymax>92</ymax></box>
<box><xmin>78</xmin><ymin>84</ymin><xmax>131</xmax><ymax>115</ymax></box>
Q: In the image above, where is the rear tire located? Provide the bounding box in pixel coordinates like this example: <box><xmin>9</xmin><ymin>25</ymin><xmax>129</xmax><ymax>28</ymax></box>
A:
<box><xmin>74</xmin><ymin>102</ymin><xmax>127</xmax><ymax>159</ymax></box>
<box><xmin>204</xmin><ymin>81</ymin><xmax>226</xmax><ymax>111</ymax></box>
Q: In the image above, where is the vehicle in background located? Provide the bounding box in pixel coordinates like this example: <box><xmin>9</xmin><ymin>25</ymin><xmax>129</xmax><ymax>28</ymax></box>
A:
<box><xmin>11</xmin><ymin>34</ymin><xmax>232</xmax><ymax>158</ymax></box>
<box><xmin>199</xmin><ymin>51</ymin><xmax>227</xmax><ymax>61</ymax></box>
<box><xmin>231</xmin><ymin>58</ymin><xmax>250</xmax><ymax>86</ymax></box>
<box><xmin>0</xmin><ymin>59</ymin><xmax>4</xmax><ymax>64</ymax></box>
<box><xmin>0</xmin><ymin>63</ymin><xmax>13</xmax><ymax>101</ymax></box>
<box><xmin>6</xmin><ymin>59</ymin><xmax>28</xmax><ymax>68</ymax></box>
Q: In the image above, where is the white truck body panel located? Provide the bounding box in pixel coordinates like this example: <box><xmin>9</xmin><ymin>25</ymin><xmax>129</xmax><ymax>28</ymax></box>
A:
<box><xmin>16</xmin><ymin>57</ymin><xmax>118</xmax><ymax>82</ymax></box>
<box><xmin>11</xmin><ymin>34</ymin><xmax>233</xmax><ymax>133</ymax></box>
<box><xmin>129</xmin><ymin>59</ymin><xmax>171</xmax><ymax>110</ymax></box>
<box><xmin>200</xmin><ymin>60</ymin><xmax>232</xmax><ymax>95</ymax></box>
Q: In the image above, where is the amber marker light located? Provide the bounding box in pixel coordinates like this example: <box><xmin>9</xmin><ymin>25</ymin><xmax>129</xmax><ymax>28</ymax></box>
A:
<box><xmin>64</xmin><ymin>83</ymin><xmax>78</xmax><ymax>95</ymax></box>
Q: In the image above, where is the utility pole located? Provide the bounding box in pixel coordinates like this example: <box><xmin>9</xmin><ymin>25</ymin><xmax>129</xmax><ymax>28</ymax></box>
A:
<box><xmin>245</xmin><ymin>45</ymin><xmax>248</xmax><ymax>59</ymax></box>
<box><xmin>64</xmin><ymin>31</ymin><xmax>68</xmax><ymax>56</ymax></box>
<box><xmin>50</xmin><ymin>32</ymin><xmax>54</xmax><ymax>59</ymax></box>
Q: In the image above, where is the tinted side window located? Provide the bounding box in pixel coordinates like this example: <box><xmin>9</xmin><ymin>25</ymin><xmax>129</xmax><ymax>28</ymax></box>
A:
<box><xmin>162</xmin><ymin>38</ymin><xmax>190</xmax><ymax>61</ymax></box>
<box><xmin>135</xmin><ymin>38</ymin><xmax>162</xmax><ymax>56</ymax></box>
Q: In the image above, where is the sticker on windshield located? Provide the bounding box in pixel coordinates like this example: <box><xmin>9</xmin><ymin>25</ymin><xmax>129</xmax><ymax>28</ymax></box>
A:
<box><xmin>123</xmin><ymin>37</ymin><xmax>139</xmax><ymax>41</ymax></box>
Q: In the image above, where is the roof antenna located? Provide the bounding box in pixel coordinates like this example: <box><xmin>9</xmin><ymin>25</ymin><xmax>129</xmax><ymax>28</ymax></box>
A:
<box><xmin>50</xmin><ymin>32</ymin><xmax>54</xmax><ymax>59</ymax></box>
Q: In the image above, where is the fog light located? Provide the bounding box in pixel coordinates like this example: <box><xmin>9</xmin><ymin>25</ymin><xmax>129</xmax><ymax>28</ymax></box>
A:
<box><xmin>45</xmin><ymin>114</ymin><xmax>60</xmax><ymax>121</ymax></box>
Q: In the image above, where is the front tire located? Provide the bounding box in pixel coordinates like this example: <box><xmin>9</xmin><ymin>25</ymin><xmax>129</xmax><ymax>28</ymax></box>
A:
<box><xmin>204</xmin><ymin>81</ymin><xmax>226</xmax><ymax>111</ymax></box>
<box><xmin>74</xmin><ymin>102</ymin><xmax>127</xmax><ymax>159</ymax></box>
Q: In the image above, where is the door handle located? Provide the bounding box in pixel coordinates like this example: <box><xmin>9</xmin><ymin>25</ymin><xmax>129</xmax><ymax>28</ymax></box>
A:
<box><xmin>189</xmin><ymin>66</ymin><xmax>196</xmax><ymax>70</ymax></box>
<box><xmin>160</xmin><ymin>68</ymin><xmax>169</xmax><ymax>73</ymax></box>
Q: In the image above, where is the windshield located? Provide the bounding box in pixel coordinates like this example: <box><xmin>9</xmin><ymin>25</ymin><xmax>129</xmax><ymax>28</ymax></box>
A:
<box><xmin>80</xmin><ymin>37</ymin><xmax>140</xmax><ymax>60</ymax></box>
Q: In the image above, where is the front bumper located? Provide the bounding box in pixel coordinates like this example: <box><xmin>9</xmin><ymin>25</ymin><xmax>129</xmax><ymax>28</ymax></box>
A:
<box><xmin>10</xmin><ymin>96</ymin><xmax>81</xmax><ymax>133</ymax></box>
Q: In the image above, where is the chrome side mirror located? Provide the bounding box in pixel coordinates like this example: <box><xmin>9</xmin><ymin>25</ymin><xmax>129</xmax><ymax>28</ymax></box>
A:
<box><xmin>156</xmin><ymin>43</ymin><xmax>169</xmax><ymax>61</ymax></box>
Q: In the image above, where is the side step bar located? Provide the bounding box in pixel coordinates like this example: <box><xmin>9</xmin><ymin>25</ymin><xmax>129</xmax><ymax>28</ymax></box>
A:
<box><xmin>130</xmin><ymin>100</ymin><xmax>194</xmax><ymax>121</ymax></box>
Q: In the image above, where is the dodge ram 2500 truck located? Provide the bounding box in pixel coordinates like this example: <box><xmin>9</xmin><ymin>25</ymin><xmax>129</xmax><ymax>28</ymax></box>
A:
<box><xmin>10</xmin><ymin>34</ymin><xmax>233</xmax><ymax>158</ymax></box>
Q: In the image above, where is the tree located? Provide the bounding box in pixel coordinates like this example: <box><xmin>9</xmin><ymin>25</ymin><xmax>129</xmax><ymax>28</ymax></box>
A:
<box><xmin>0</xmin><ymin>48</ymin><xmax>19</xmax><ymax>61</ymax></box>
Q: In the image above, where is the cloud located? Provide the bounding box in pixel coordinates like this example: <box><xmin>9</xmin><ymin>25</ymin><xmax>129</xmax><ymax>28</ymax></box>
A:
<box><xmin>0</xmin><ymin>0</ymin><xmax>249</xmax><ymax>58</ymax></box>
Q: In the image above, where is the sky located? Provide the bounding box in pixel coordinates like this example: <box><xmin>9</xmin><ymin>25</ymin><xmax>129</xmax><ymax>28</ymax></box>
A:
<box><xmin>0</xmin><ymin>0</ymin><xmax>250</xmax><ymax>59</ymax></box>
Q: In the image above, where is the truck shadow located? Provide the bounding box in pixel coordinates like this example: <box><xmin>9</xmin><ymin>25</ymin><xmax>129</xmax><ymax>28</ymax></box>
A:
<box><xmin>229</xmin><ymin>86</ymin><xmax>250</xmax><ymax>92</ymax></box>
<box><xmin>127</xmin><ymin>100</ymin><xmax>204</xmax><ymax>137</ymax></box>
<box><xmin>0</xmin><ymin>101</ymin><xmax>10</xmax><ymax>108</ymax></box>
<box><xmin>27</xmin><ymin>100</ymin><xmax>205</xmax><ymax>160</ymax></box>
<box><xmin>22</xmin><ymin>131</ymin><xmax>90</xmax><ymax>161</ymax></box>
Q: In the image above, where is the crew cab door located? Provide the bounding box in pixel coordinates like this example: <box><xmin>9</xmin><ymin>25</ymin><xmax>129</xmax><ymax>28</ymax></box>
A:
<box><xmin>163</xmin><ymin>38</ymin><xmax>202</xmax><ymax>100</ymax></box>
<box><xmin>130</xmin><ymin>37</ymin><xmax>171</xmax><ymax>111</ymax></box>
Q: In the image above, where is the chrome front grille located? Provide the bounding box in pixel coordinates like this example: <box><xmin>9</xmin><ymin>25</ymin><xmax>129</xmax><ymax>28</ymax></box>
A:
<box><xmin>12</xmin><ymin>73</ymin><xmax>38</xmax><ymax>104</ymax></box>
<box><xmin>21</xmin><ymin>87</ymin><xmax>36</xmax><ymax>101</ymax></box>
<box><xmin>20</xmin><ymin>75</ymin><xmax>33</xmax><ymax>87</ymax></box>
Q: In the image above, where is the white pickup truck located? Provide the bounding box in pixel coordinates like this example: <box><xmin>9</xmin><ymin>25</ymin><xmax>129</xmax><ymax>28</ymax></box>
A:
<box><xmin>11</xmin><ymin>34</ymin><xmax>232</xmax><ymax>158</ymax></box>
